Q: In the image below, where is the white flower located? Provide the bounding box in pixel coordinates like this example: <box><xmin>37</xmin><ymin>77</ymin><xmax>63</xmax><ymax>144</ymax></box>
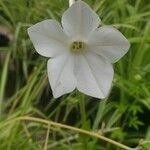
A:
<box><xmin>28</xmin><ymin>0</ymin><xmax>130</xmax><ymax>99</ymax></box>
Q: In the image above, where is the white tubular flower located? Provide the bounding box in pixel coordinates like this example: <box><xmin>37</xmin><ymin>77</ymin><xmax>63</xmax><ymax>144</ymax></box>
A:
<box><xmin>28</xmin><ymin>0</ymin><xmax>130</xmax><ymax>99</ymax></box>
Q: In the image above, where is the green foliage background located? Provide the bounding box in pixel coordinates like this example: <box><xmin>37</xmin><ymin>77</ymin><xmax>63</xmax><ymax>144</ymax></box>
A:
<box><xmin>0</xmin><ymin>0</ymin><xmax>150</xmax><ymax>149</ymax></box>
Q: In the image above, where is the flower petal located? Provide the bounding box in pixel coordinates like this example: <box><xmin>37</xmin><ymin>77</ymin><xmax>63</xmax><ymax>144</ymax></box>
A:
<box><xmin>87</xmin><ymin>26</ymin><xmax>130</xmax><ymax>63</ymax></box>
<box><xmin>62</xmin><ymin>0</ymin><xmax>101</xmax><ymax>40</ymax></box>
<box><xmin>28</xmin><ymin>20</ymin><xmax>69</xmax><ymax>57</ymax></box>
<box><xmin>75</xmin><ymin>52</ymin><xmax>113</xmax><ymax>98</ymax></box>
<box><xmin>47</xmin><ymin>53</ymin><xmax>76</xmax><ymax>98</ymax></box>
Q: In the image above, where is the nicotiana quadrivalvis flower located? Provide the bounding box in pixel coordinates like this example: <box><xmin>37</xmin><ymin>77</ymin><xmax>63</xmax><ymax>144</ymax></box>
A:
<box><xmin>28</xmin><ymin>0</ymin><xmax>130</xmax><ymax>99</ymax></box>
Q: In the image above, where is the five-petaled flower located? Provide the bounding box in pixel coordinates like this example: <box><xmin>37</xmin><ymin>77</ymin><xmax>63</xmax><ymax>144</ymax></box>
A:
<box><xmin>28</xmin><ymin>0</ymin><xmax>130</xmax><ymax>99</ymax></box>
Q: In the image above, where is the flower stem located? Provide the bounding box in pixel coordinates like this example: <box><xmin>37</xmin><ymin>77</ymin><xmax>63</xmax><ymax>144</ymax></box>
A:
<box><xmin>0</xmin><ymin>116</ymin><xmax>135</xmax><ymax>150</ymax></box>
<box><xmin>79</xmin><ymin>93</ymin><xmax>86</xmax><ymax>126</ymax></box>
<box><xmin>78</xmin><ymin>93</ymin><xmax>88</xmax><ymax>149</ymax></box>
<box><xmin>69</xmin><ymin>0</ymin><xmax>76</xmax><ymax>6</ymax></box>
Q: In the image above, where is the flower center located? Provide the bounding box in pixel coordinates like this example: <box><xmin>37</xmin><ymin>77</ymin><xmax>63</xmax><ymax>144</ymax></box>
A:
<box><xmin>70</xmin><ymin>41</ymin><xmax>86</xmax><ymax>53</ymax></box>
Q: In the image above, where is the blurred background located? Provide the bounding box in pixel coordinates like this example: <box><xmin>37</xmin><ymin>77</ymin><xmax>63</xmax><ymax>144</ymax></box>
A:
<box><xmin>0</xmin><ymin>0</ymin><xmax>150</xmax><ymax>149</ymax></box>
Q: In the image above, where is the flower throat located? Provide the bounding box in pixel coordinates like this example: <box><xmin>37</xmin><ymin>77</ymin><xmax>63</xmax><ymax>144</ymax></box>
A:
<box><xmin>70</xmin><ymin>41</ymin><xmax>86</xmax><ymax>53</ymax></box>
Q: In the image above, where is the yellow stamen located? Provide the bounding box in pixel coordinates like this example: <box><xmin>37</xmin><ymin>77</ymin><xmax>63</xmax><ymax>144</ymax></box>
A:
<box><xmin>70</xmin><ymin>41</ymin><xmax>86</xmax><ymax>53</ymax></box>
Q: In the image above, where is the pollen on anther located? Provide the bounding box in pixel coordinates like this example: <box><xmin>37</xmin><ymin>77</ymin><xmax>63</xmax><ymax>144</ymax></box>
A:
<box><xmin>70</xmin><ymin>41</ymin><xmax>86</xmax><ymax>53</ymax></box>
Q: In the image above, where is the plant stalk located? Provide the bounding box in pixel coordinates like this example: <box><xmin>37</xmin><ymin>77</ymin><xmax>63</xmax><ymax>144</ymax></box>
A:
<box><xmin>69</xmin><ymin>0</ymin><xmax>76</xmax><ymax>6</ymax></box>
<box><xmin>79</xmin><ymin>93</ymin><xmax>86</xmax><ymax>126</ymax></box>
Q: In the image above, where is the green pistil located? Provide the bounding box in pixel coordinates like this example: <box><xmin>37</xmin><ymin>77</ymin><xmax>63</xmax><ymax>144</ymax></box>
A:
<box><xmin>70</xmin><ymin>41</ymin><xmax>86</xmax><ymax>53</ymax></box>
